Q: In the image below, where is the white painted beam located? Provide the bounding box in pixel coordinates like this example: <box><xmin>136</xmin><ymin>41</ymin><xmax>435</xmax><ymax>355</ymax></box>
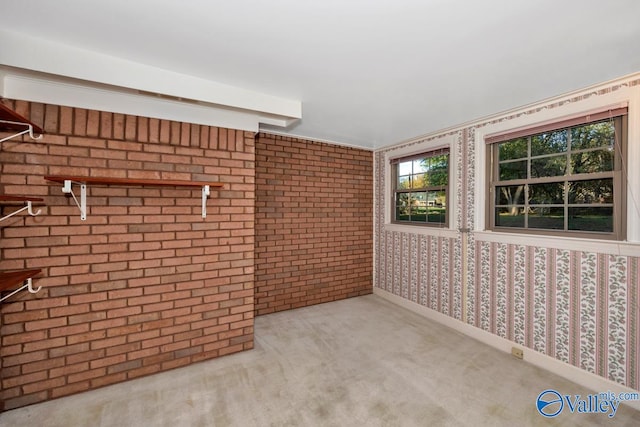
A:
<box><xmin>0</xmin><ymin>69</ymin><xmax>260</xmax><ymax>132</ymax></box>
<box><xmin>0</xmin><ymin>29</ymin><xmax>301</xmax><ymax>123</ymax></box>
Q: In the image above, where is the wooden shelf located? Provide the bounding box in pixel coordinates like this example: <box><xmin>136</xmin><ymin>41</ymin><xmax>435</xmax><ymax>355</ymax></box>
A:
<box><xmin>0</xmin><ymin>103</ymin><xmax>43</xmax><ymax>135</ymax></box>
<box><xmin>0</xmin><ymin>269</ymin><xmax>41</xmax><ymax>292</ymax></box>
<box><xmin>44</xmin><ymin>176</ymin><xmax>223</xmax><ymax>188</ymax></box>
<box><xmin>0</xmin><ymin>195</ymin><xmax>44</xmax><ymax>202</ymax></box>
<box><xmin>45</xmin><ymin>175</ymin><xmax>223</xmax><ymax>220</ymax></box>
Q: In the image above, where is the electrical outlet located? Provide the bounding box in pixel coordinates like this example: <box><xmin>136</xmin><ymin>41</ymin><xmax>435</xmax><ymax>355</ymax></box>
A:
<box><xmin>511</xmin><ymin>347</ymin><xmax>524</xmax><ymax>360</ymax></box>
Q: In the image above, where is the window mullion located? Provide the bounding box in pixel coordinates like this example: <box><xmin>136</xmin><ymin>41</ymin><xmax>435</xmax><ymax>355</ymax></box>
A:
<box><xmin>568</xmin><ymin>171</ymin><xmax>615</xmax><ymax>182</ymax></box>
<box><xmin>489</xmin><ymin>145</ymin><xmax>496</xmax><ymax>229</ymax></box>
<box><xmin>525</xmin><ymin>136</ymin><xmax>531</xmax><ymax>228</ymax></box>
<box><xmin>564</xmin><ymin>181</ymin><xmax>569</xmax><ymax>232</ymax></box>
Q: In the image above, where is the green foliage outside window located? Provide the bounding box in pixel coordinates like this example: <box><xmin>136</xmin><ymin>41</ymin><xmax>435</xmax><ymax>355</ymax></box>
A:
<box><xmin>491</xmin><ymin>117</ymin><xmax>624</xmax><ymax>237</ymax></box>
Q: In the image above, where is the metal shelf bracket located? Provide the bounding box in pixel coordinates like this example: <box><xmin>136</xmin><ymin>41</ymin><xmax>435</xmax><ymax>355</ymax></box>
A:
<box><xmin>62</xmin><ymin>180</ymin><xmax>87</xmax><ymax>220</ymax></box>
<box><xmin>0</xmin><ymin>119</ymin><xmax>43</xmax><ymax>143</ymax></box>
<box><xmin>0</xmin><ymin>200</ymin><xmax>42</xmax><ymax>223</ymax></box>
<box><xmin>0</xmin><ymin>278</ymin><xmax>42</xmax><ymax>303</ymax></box>
<box><xmin>202</xmin><ymin>185</ymin><xmax>210</xmax><ymax>218</ymax></box>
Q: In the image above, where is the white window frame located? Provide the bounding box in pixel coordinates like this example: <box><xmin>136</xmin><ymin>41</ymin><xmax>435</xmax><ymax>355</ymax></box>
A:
<box><xmin>474</xmin><ymin>85</ymin><xmax>640</xmax><ymax>255</ymax></box>
<box><xmin>384</xmin><ymin>133</ymin><xmax>458</xmax><ymax>238</ymax></box>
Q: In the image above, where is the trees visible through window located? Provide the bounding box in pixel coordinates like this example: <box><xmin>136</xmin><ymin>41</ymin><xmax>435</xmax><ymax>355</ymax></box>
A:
<box><xmin>392</xmin><ymin>148</ymin><xmax>449</xmax><ymax>225</ymax></box>
<box><xmin>487</xmin><ymin>112</ymin><xmax>627</xmax><ymax>239</ymax></box>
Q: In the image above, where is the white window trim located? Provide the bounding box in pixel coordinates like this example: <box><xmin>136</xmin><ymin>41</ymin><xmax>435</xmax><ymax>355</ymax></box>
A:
<box><xmin>474</xmin><ymin>85</ymin><xmax>640</xmax><ymax>256</ymax></box>
<box><xmin>384</xmin><ymin>133</ymin><xmax>458</xmax><ymax>238</ymax></box>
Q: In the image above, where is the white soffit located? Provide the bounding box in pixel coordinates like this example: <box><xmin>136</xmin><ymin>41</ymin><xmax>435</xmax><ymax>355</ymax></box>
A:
<box><xmin>0</xmin><ymin>29</ymin><xmax>301</xmax><ymax>132</ymax></box>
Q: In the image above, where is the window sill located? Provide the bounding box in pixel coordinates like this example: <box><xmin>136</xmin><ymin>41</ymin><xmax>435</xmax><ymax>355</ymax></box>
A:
<box><xmin>473</xmin><ymin>230</ymin><xmax>640</xmax><ymax>256</ymax></box>
<box><xmin>385</xmin><ymin>223</ymin><xmax>459</xmax><ymax>239</ymax></box>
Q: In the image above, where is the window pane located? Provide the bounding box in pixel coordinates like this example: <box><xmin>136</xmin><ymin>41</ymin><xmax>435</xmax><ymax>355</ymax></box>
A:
<box><xmin>568</xmin><ymin>179</ymin><xmax>613</xmax><ymax>204</ymax></box>
<box><xmin>531</xmin><ymin>155</ymin><xmax>566</xmax><ymax>178</ymax></box>
<box><xmin>410</xmin><ymin>192</ymin><xmax>427</xmax><ymax>222</ymax></box>
<box><xmin>398</xmin><ymin>175</ymin><xmax>411</xmax><ymax>190</ymax></box>
<box><xmin>398</xmin><ymin>161</ymin><xmax>413</xmax><ymax>176</ymax></box>
<box><xmin>413</xmin><ymin>158</ymin><xmax>429</xmax><ymax>173</ymax></box>
<box><xmin>531</xmin><ymin>130</ymin><xmax>567</xmax><ymax>156</ymax></box>
<box><xmin>412</xmin><ymin>173</ymin><xmax>426</xmax><ymax>189</ymax></box>
<box><xmin>568</xmin><ymin>207</ymin><xmax>613</xmax><ymax>232</ymax></box>
<box><xmin>499</xmin><ymin>160</ymin><xmax>527</xmax><ymax>181</ymax></box>
<box><xmin>429</xmin><ymin>155</ymin><xmax>449</xmax><ymax>186</ymax></box>
<box><xmin>529</xmin><ymin>182</ymin><xmax>564</xmax><ymax>204</ymax></box>
<box><xmin>495</xmin><ymin>207</ymin><xmax>525</xmax><ymax>227</ymax></box>
<box><xmin>528</xmin><ymin>207</ymin><xmax>564</xmax><ymax>230</ymax></box>
<box><xmin>499</xmin><ymin>138</ymin><xmax>528</xmax><ymax>161</ymax></box>
<box><xmin>396</xmin><ymin>193</ymin><xmax>410</xmax><ymax>220</ymax></box>
<box><xmin>431</xmin><ymin>154</ymin><xmax>449</xmax><ymax>168</ymax></box>
<box><xmin>571</xmin><ymin>121</ymin><xmax>615</xmax><ymax>150</ymax></box>
<box><xmin>496</xmin><ymin>185</ymin><xmax>525</xmax><ymax>205</ymax></box>
<box><xmin>427</xmin><ymin>191</ymin><xmax>446</xmax><ymax>223</ymax></box>
<box><xmin>571</xmin><ymin>150</ymin><xmax>613</xmax><ymax>174</ymax></box>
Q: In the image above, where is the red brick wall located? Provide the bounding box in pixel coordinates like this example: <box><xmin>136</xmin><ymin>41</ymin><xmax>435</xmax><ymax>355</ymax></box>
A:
<box><xmin>0</xmin><ymin>100</ymin><xmax>255</xmax><ymax>410</ymax></box>
<box><xmin>254</xmin><ymin>133</ymin><xmax>373</xmax><ymax>315</ymax></box>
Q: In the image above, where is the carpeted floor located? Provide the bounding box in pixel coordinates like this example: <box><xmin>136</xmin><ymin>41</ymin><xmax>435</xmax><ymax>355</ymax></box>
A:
<box><xmin>2</xmin><ymin>294</ymin><xmax>639</xmax><ymax>426</ymax></box>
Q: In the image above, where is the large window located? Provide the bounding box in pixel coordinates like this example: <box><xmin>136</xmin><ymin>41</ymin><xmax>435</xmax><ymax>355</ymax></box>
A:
<box><xmin>487</xmin><ymin>109</ymin><xmax>627</xmax><ymax>239</ymax></box>
<box><xmin>392</xmin><ymin>148</ymin><xmax>449</xmax><ymax>226</ymax></box>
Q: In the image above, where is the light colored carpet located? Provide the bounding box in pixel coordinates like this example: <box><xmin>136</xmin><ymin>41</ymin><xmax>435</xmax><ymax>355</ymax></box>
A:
<box><xmin>1</xmin><ymin>294</ymin><xmax>639</xmax><ymax>426</ymax></box>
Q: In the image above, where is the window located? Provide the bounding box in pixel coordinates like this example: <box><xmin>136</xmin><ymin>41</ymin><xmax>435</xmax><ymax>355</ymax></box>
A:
<box><xmin>392</xmin><ymin>148</ymin><xmax>449</xmax><ymax>226</ymax></box>
<box><xmin>486</xmin><ymin>109</ymin><xmax>627</xmax><ymax>239</ymax></box>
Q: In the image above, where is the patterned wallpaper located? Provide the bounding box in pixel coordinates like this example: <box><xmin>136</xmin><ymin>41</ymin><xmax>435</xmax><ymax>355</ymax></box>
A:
<box><xmin>374</xmin><ymin>78</ymin><xmax>640</xmax><ymax>390</ymax></box>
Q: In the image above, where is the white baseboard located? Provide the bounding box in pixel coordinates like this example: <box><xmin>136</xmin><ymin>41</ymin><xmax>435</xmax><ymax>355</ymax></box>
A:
<box><xmin>373</xmin><ymin>287</ymin><xmax>640</xmax><ymax>411</ymax></box>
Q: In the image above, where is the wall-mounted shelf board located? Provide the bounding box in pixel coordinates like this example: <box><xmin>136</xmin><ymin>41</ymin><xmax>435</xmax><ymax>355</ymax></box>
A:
<box><xmin>44</xmin><ymin>175</ymin><xmax>224</xmax><ymax>220</ymax></box>
<box><xmin>0</xmin><ymin>195</ymin><xmax>44</xmax><ymax>222</ymax></box>
<box><xmin>0</xmin><ymin>269</ymin><xmax>42</xmax><ymax>302</ymax></box>
<box><xmin>0</xmin><ymin>103</ymin><xmax>43</xmax><ymax>142</ymax></box>
<box><xmin>44</xmin><ymin>176</ymin><xmax>224</xmax><ymax>188</ymax></box>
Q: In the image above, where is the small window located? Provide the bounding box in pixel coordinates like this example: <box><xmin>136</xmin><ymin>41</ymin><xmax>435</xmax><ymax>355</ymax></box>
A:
<box><xmin>487</xmin><ymin>111</ymin><xmax>627</xmax><ymax>239</ymax></box>
<box><xmin>392</xmin><ymin>148</ymin><xmax>449</xmax><ymax>226</ymax></box>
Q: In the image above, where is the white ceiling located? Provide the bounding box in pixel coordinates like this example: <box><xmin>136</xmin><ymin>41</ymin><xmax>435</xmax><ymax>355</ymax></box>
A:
<box><xmin>1</xmin><ymin>0</ymin><xmax>639</xmax><ymax>150</ymax></box>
